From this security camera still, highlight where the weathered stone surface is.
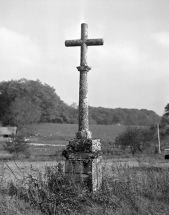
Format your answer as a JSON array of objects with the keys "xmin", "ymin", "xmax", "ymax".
[
  {"xmin": 65, "ymin": 23, "xmax": 104, "ymax": 138},
  {"xmin": 64, "ymin": 23, "xmax": 104, "ymax": 191},
  {"xmin": 75, "ymin": 130, "xmax": 92, "ymax": 139},
  {"xmin": 91, "ymin": 139, "xmax": 101, "ymax": 152},
  {"xmin": 65, "ymin": 23, "xmax": 103, "ymax": 67},
  {"xmin": 63, "ymin": 138, "xmax": 102, "ymax": 191},
  {"xmin": 65, "ymin": 39, "xmax": 103, "ymax": 47},
  {"xmin": 65, "ymin": 155, "xmax": 102, "ymax": 192},
  {"xmin": 78, "ymin": 69, "xmax": 89, "ymax": 133},
  {"xmin": 92, "ymin": 156, "xmax": 102, "ymax": 191},
  {"xmin": 77, "ymin": 65, "xmax": 91, "ymax": 71},
  {"xmin": 62, "ymin": 138, "xmax": 101, "ymax": 154},
  {"xmin": 0, "ymin": 161, "xmax": 4, "ymax": 182}
]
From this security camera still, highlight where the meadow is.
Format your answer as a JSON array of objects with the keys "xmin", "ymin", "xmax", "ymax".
[
  {"xmin": 1, "ymin": 123, "xmax": 169, "ymax": 214},
  {"xmin": 8, "ymin": 123, "xmax": 126, "ymax": 161},
  {"xmin": 0, "ymin": 123, "xmax": 163, "ymax": 161},
  {"xmin": 27, "ymin": 123, "xmax": 126, "ymax": 143}
]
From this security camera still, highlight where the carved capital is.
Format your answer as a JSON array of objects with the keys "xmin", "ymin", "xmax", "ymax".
[{"xmin": 77, "ymin": 65, "xmax": 91, "ymax": 72}]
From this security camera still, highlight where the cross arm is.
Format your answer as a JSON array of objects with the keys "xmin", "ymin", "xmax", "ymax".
[
  {"xmin": 65, "ymin": 38, "xmax": 104, "ymax": 47},
  {"xmin": 86, "ymin": 39, "xmax": 104, "ymax": 46},
  {"xmin": 65, "ymin": 40, "xmax": 82, "ymax": 47}
]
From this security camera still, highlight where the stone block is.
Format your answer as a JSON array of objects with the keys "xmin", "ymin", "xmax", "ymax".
[
  {"xmin": 92, "ymin": 156, "xmax": 102, "ymax": 191},
  {"xmin": 64, "ymin": 138, "xmax": 101, "ymax": 154},
  {"xmin": 91, "ymin": 139, "xmax": 101, "ymax": 152},
  {"xmin": 65, "ymin": 154, "xmax": 102, "ymax": 192},
  {"xmin": 62, "ymin": 138, "xmax": 102, "ymax": 191}
]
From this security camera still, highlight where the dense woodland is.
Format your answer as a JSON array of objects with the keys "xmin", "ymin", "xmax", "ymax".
[{"xmin": 0, "ymin": 79, "xmax": 161, "ymax": 127}]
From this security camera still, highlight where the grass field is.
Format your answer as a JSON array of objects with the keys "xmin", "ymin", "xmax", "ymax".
[
  {"xmin": 30, "ymin": 123, "xmax": 127, "ymax": 160},
  {"xmin": 0, "ymin": 123, "xmax": 126, "ymax": 161},
  {"xmin": 27, "ymin": 123, "xmax": 126, "ymax": 143}
]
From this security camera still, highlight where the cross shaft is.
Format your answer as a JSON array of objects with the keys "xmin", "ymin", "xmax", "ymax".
[{"xmin": 65, "ymin": 23, "xmax": 104, "ymax": 139}]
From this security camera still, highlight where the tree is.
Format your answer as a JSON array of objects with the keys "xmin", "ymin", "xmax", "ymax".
[
  {"xmin": 159, "ymin": 111, "xmax": 169, "ymax": 140},
  {"xmin": 157, "ymin": 104, "xmax": 169, "ymax": 141},
  {"xmin": 89, "ymin": 106, "xmax": 160, "ymax": 126},
  {"xmin": 115, "ymin": 126, "xmax": 156, "ymax": 155},
  {"xmin": 115, "ymin": 127, "xmax": 140, "ymax": 155},
  {"xmin": 9, "ymin": 97, "xmax": 41, "ymax": 128},
  {"xmin": 0, "ymin": 79, "xmax": 64, "ymax": 125},
  {"xmin": 0, "ymin": 78, "xmax": 161, "ymax": 126},
  {"xmin": 71, "ymin": 102, "xmax": 78, "ymax": 109},
  {"xmin": 164, "ymin": 103, "xmax": 169, "ymax": 117}
]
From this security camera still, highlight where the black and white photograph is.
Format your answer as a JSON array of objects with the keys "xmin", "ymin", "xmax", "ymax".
[{"xmin": 0, "ymin": 0, "xmax": 169, "ymax": 214}]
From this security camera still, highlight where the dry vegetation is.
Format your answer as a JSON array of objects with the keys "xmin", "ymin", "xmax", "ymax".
[
  {"xmin": 1, "ymin": 158, "xmax": 169, "ymax": 215},
  {"xmin": 0, "ymin": 123, "xmax": 168, "ymax": 214}
]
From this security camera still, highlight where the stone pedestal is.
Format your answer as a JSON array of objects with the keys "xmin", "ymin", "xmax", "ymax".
[{"xmin": 62, "ymin": 138, "xmax": 102, "ymax": 192}]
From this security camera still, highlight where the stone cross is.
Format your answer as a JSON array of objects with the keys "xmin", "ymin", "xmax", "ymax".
[
  {"xmin": 65, "ymin": 23, "xmax": 104, "ymax": 139},
  {"xmin": 63, "ymin": 23, "xmax": 103, "ymax": 192}
]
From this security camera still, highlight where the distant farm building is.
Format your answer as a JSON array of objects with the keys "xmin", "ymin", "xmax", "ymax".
[{"xmin": 0, "ymin": 127, "xmax": 17, "ymax": 141}]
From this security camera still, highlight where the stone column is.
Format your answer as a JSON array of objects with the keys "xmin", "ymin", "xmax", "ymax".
[
  {"xmin": 78, "ymin": 68, "xmax": 89, "ymax": 131},
  {"xmin": 76, "ymin": 65, "xmax": 92, "ymax": 139}
]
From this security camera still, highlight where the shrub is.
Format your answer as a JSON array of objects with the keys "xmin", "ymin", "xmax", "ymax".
[
  {"xmin": 115, "ymin": 126, "xmax": 156, "ymax": 155},
  {"xmin": 3, "ymin": 136, "xmax": 30, "ymax": 158}
]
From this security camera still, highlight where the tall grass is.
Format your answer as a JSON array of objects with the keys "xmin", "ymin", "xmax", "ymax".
[{"xmin": 1, "ymin": 159, "xmax": 169, "ymax": 214}]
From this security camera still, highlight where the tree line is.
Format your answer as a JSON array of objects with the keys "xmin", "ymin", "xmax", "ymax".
[
  {"xmin": 0, "ymin": 79, "xmax": 160, "ymax": 127},
  {"xmin": 113, "ymin": 103, "xmax": 169, "ymax": 155},
  {"xmin": 89, "ymin": 106, "xmax": 160, "ymax": 126}
]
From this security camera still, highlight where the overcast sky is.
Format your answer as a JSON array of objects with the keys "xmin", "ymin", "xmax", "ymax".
[{"xmin": 0, "ymin": 0, "xmax": 169, "ymax": 116}]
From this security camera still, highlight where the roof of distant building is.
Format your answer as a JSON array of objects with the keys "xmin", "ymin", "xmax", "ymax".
[{"xmin": 0, "ymin": 127, "xmax": 17, "ymax": 135}]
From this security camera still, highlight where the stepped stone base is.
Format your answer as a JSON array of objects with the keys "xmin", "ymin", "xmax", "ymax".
[{"xmin": 62, "ymin": 138, "xmax": 102, "ymax": 192}]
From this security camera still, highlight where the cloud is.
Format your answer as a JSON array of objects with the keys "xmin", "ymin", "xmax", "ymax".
[
  {"xmin": 0, "ymin": 27, "xmax": 42, "ymax": 73},
  {"xmin": 112, "ymin": 42, "xmax": 140, "ymax": 63},
  {"xmin": 152, "ymin": 31, "xmax": 169, "ymax": 47},
  {"xmin": 95, "ymin": 41, "xmax": 140, "ymax": 65}
]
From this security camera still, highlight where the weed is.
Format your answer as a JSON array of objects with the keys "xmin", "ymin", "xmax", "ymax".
[{"xmin": 1, "ymin": 158, "xmax": 169, "ymax": 214}]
